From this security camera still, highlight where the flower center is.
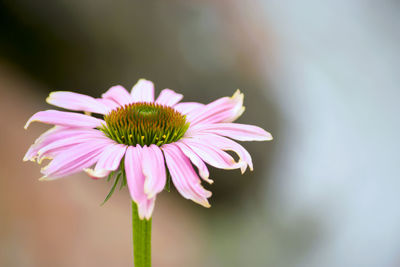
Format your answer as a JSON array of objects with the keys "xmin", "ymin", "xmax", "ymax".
[{"xmin": 100, "ymin": 102, "xmax": 190, "ymax": 146}]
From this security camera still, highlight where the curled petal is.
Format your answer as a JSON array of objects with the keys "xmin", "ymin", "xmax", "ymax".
[
  {"xmin": 46, "ymin": 91, "xmax": 109, "ymax": 114},
  {"xmin": 41, "ymin": 139, "xmax": 114, "ymax": 179},
  {"xmin": 174, "ymin": 102, "xmax": 204, "ymax": 115},
  {"xmin": 84, "ymin": 143, "xmax": 127, "ymax": 178},
  {"xmin": 162, "ymin": 143, "xmax": 211, "ymax": 207},
  {"xmin": 174, "ymin": 142, "xmax": 212, "ymax": 184},
  {"xmin": 194, "ymin": 134, "xmax": 253, "ymax": 172},
  {"xmin": 25, "ymin": 110, "xmax": 105, "ymax": 129},
  {"xmin": 181, "ymin": 138, "xmax": 246, "ymax": 173},
  {"xmin": 187, "ymin": 123, "xmax": 273, "ymax": 141},
  {"xmin": 131, "ymin": 79, "xmax": 154, "ymax": 103},
  {"xmin": 125, "ymin": 146, "xmax": 155, "ymax": 219},
  {"xmin": 186, "ymin": 90, "xmax": 245, "ymax": 125},
  {"xmin": 142, "ymin": 145, "xmax": 166, "ymax": 199},
  {"xmin": 102, "ymin": 85, "xmax": 133, "ymax": 106},
  {"xmin": 156, "ymin": 89, "xmax": 183, "ymax": 106}
]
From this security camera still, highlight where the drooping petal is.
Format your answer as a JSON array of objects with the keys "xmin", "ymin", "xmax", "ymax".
[
  {"xmin": 131, "ymin": 79, "xmax": 154, "ymax": 103},
  {"xmin": 162, "ymin": 143, "xmax": 211, "ymax": 207},
  {"xmin": 84, "ymin": 143, "xmax": 127, "ymax": 178},
  {"xmin": 174, "ymin": 142, "xmax": 212, "ymax": 184},
  {"xmin": 24, "ymin": 128, "xmax": 104, "ymax": 162},
  {"xmin": 46, "ymin": 91, "xmax": 109, "ymax": 114},
  {"xmin": 23, "ymin": 126, "xmax": 65, "ymax": 162},
  {"xmin": 193, "ymin": 134, "xmax": 253, "ymax": 172},
  {"xmin": 173, "ymin": 102, "xmax": 204, "ymax": 115},
  {"xmin": 25, "ymin": 110, "xmax": 105, "ymax": 129},
  {"xmin": 36, "ymin": 130, "xmax": 108, "ymax": 163},
  {"xmin": 142, "ymin": 145, "xmax": 166, "ymax": 198},
  {"xmin": 186, "ymin": 90, "xmax": 245, "ymax": 125},
  {"xmin": 187, "ymin": 123, "xmax": 273, "ymax": 141},
  {"xmin": 181, "ymin": 138, "xmax": 246, "ymax": 173},
  {"xmin": 156, "ymin": 89, "xmax": 183, "ymax": 106},
  {"xmin": 125, "ymin": 146, "xmax": 155, "ymax": 219},
  {"xmin": 102, "ymin": 85, "xmax": 133, "ymax": 106},
  {"xmin": 41, "ymin": 138, "xmax": 114, "ymax": 179}
]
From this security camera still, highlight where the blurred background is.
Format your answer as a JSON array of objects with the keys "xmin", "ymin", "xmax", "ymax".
[{"xmin": 0, "ymin": 0, "xmax": 399, "ymax": 266}]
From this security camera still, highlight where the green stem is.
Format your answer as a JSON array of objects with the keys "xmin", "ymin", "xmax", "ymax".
[{"xmin": 132, "ymin": 201, "xmax": 152, "ymax": 267}]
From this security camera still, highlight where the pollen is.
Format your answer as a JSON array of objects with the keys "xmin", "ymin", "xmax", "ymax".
[{"xmin": 100, "ymin": 102, "xmax": 190, "ymax": 146}]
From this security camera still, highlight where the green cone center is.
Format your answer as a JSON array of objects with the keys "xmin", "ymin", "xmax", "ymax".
[{"xmin": 100, "ymin": 102, "xmax": 190, "ymax": 146}]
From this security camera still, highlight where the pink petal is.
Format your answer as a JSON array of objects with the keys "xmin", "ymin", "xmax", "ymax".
[
  {"xmin": 174, "ymin": 142, "xmax": 212, "ymax": 184},
  {"xmin": 131, "ymin": 79, "xmax": 154, "ymax": 103},
  {"xmin": 162, "ymin": 143, "xmax": 211, "ymax": 207},
  {"xmin": 24, "ymin": 128, "xmax": 104, "ymax": 162},
  {"xmin": 37, "ymin": 130, "xmax": 108, "ymax": 162},
  {"xmin": 24, "ymin": 126, "xmax": 65, "ymax": 162},
  {"xmin": 125, "ymin": 146, "xmax": 156, "ymax": 219},
  {"xmin": 102, "ymin": 85, "xmax": 133, "ymax": 106},
  {"xmin": 84, "ymin": 143, "xmax": 127, "ymax": 178},
  {"xmin": 156, "ymin": 89, "xmax": 183, "ymax": 106},
  {"xmin": 41, "ymin": 139, "xmax": 114, "ymax": 179},
  {"xmin": 186, "ymin": 90, "xmax": 245, "ymax": 125},
  {"xmin": 142, "ymin": 145, "xmax": 166, "ymax": 199},
  {"xmin": 46, "ymin": 91, "xmax": 109, "ymax": 114},
  {"xmin": 193, "ymin": 134, "xmax": 253, "ymax": 172},
  {"xmin": 96, "ymin": 98, "xmax": 120, "ymax": 112},
  {"xmin": 187, "ymin": 123, "xmax": 273, "ymax": 141},
  {"xmin": 173, "ymin": 102, "xmax": 204, "ymax": 115},
  {"xmin": 181, "ymin": 138, "xmax": 246, "ymax": 173},
  {"xmin": 25, "ymin": 110, "xmax": 105, "ymax": 129}
]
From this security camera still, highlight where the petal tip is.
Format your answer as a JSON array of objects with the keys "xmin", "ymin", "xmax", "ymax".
[
  {"xmin": 84, "ymin": 168, "xmax": 108, "ymax": 179},
  {"xmin": 134, "ymin": 79, "xmax": 154, "ymax": 89},
  {"xmin": 199, "ymin": 200, "xmax": 211, "ymax": 208},
  {"xmin": 204, "ymin": 177, "xmax": 214, "ymax": 184},
  {"xmin": 38, "ymin": 156, "xmax": 52, "ymax": 164},
  {"xmin": 38, "ymin": 176, "xmax": 49, "ymax": 181},
  {"xmin": 259, "ymin": 131, "xmax": 273, "ymax": 141},
  {"xmin": 45, "ymin": 91, "xmax": 58, "ymax": 104},
  {"xmin": 138, "ymin": 78, "xmax": 153, "ymax": 83},
  {"xmin": 231, "ymin": 89, "xmax": 244, "ymax": 102},
  {"xmin": 22, "ymin": 155, "xmax": 33, "ymax": 162},
  {"xmin": 40, "ymin": 163, "xmax": 50, "ymax": 172},
  {"xmin": 24, "ymin": 119, "xmax": 34, "ymax": 129},
  {"xmin": 237, "ymin": 106, "xmax": 245, "ymax": 118},
  {"xmin": 228, "ymin": 90, "xmax": 245, "ymax": 122},
  {"xmin": 45, "ymin": 91, "xmax": 56, "ymax": 104},
  {"xmin": 192, "ymin": 197, "xmax": 211, "ymax": 208}
]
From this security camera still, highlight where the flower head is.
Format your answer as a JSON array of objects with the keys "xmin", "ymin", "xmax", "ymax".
[{"xmin": 24, "ymin": 79, "xmax": 272, "ymax": 219}]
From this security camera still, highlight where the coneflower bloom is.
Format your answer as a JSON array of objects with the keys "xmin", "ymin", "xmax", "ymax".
[{"xmin": 24, "ymin": 79, "xmax": 272, "ymax": 219}]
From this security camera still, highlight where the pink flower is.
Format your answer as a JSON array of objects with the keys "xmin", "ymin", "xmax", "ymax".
[{"xmin": 24, "ymin": 79, "xmax": 272, "ymax": 219}]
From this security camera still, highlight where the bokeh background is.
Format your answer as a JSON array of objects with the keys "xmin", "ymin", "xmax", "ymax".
[{"xmin": 1, "ymin": 1, "xmax": 399, "ymax": 266}]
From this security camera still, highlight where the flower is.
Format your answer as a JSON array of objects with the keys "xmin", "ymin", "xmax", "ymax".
[{"xmin": 24, "ymin": 79, "xmax": 272, "ymax": 219}]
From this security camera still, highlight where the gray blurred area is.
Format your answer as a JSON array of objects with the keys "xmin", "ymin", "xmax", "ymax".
[{"xmin": 0, "ymin": 0, "xmax": 399, "ymax": 266}]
